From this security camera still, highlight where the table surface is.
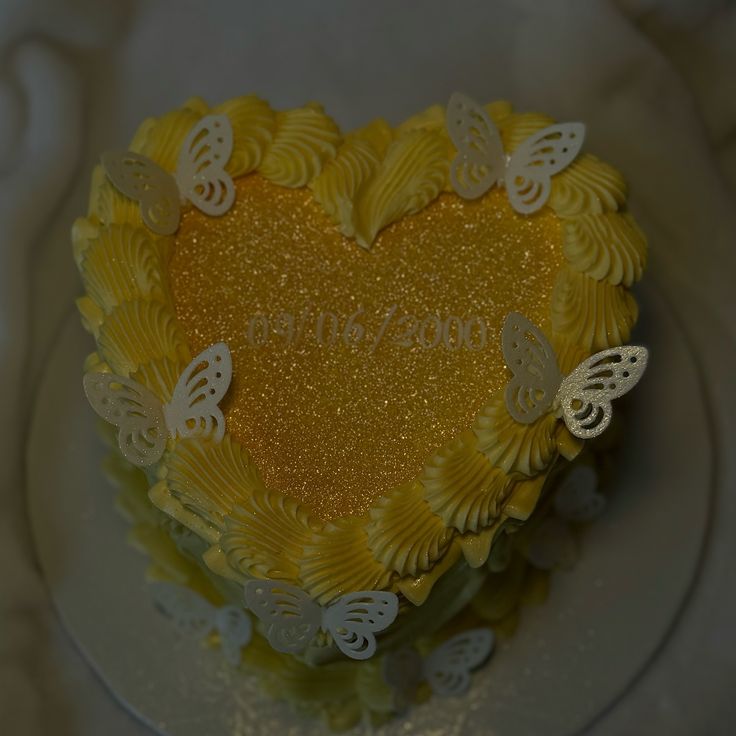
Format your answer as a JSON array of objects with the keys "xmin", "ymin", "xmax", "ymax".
[{"xmin": 2, "ymin": 1, "xmax": 736, "ymax": 734}]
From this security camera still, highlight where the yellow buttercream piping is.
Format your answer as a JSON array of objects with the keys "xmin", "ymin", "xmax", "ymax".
[
  {"xmin": 365, "ymin": 480, "xmax": 452, "ymax": 576},
  {"xmin": 503, "ymin": 473, "xmax": 550, "ymax": 521},
  {"xmin": 75, "ymin": 95, "xmax": 645, "ymax": 614},
  {"xmin": 549, "ymin": 331, "xmax": 591, "ymax": 375},
  {"xmin": 563, "ymin": 211, "xmax": 647, "ymax": 287},
  {"xmin": 346, "ymin": 119, "xmax": 394, "ymax": 156},
  {"xmin": 71, "ymin": 217, "xmax": 101, "ymax": 266},
  {"xmin": 308, "ymin": 135, "xmax": 382, "ymax": 237},
  {"xmin": 550, "ymin": 265, "xmax": 639, "ymax": 351},
  {"xmin": 79, "ymin": 224, "xmax": 170, "ymax": 312},
  {"xmin": 473, "ymin": 393, "xmax": 559, "ymax": 477},
  {"xmin": 456, "ymin": 516, "xmax": 507, "ymax": 568},
  {"xmin": 548, "ymin": 153, "xmax": 627, "ymax": 217},
  {"xmin": 220, "ymin": 487, "xmax": 318, "ymax": 582},
  {"xmin": 396, "ymin": 541, "xmax": 463, "ymax": 606},
  {"xmin": 87, "ymin": 165, "xmax": 143, "ymax": 227},
  {"xmin": 154, "ymin": 434, "xmax": 266, "ymax": 537},
  {"xmin": 556, "ymin": 424, "xmax": 585, "ymax": 461},
  {"xmin": 258, "ymin": 103, "xmax": 341, "ymax": 187},
  {"xmin": 135, "ymin": 106, "xmax": 203, "ymax": 172},
  {"xmin": 300, "ymin": 518, "xmax": 394, "ymax": 604},
  {"xmin": 422, "ymin": 431, "xmax": 513, "ymax": 533},
  {"xmin": 213, "ymin": 95, "xmax": 276, "ymax": 177},
  {"xmin": 133, "ymin": 356, "xmax": 190, "ymax": 401},
  {"xmin": 498, "ymin": 112, "xmax": 555, "ymax": 152},
  {"xmin": 394, "ymin": 104, "xmax": 447, "ymax": 136},
  {"xmin": 76, "ymin": 296, "xmax": 104, "ymax": 338},
  {"xmin": 352, "ymin": 129, "xmax": 449, "ymax": 248},
  {"xmin": 97, "ymin": 300, "xmax": 189, "ymax": 389}
]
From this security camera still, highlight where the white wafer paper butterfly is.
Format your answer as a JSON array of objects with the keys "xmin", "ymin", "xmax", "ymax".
[
  {"xmin": 82, "ymin": 342, "xmax": 232, "ymax": 467},
  {"xmin": 102, "ymin": 114, "xmax": 235, "ymax": 235},
  {"xmin": 446, "ymin": 92, "xmax": 585, "ymax": 213},
  {"xmin": 151, "ymin": 582, "xmax": 252, "ymax": 666},
  {"xmin": 382, "ymin": 628, "xmax": 495, "ymax": 701},
  {"xmin": 243, "ymin": 580, "xmax": 399, "ymax": 661},
  {"xmin": 554, "ymin": 464, "xmax": 606, "ymax": 523},
  {"xmin": 502, "ymin": 312, "xmax": 648, "ymax": 439}
]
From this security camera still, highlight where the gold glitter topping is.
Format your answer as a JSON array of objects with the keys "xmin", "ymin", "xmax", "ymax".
[{"xmin": 169, "ymin": 175, "xmax": 563, "ymax": 520}]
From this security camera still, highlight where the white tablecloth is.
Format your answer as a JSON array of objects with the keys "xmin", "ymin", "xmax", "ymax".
[{"xmin": 2, "ymin": 1, "xmax": 735, "ymax": 733}]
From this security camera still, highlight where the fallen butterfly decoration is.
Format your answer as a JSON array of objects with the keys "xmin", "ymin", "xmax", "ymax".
[
  {"xmin": 382, "ymin": 628, "xmax": 495, "ymax": 702},
  {"xmin": 151, "ymin": 582, "xmax": 251, "ymax": 667},
  {"xmin": 554, "ymin": 464, "xmax": 605, "ymax": 523},
  {"xmin": 527, "ymin": 465, "xmax": 604, "ymax": 570},
  {"xmin": 102, "ymin": 114, "xmax": 235, "ymax": 235},
  {"xmin": 502, "ymin": 312, "xmax": 648, "ymax": 439},
  {"xmin": 244, "ymin": 580, "xmax": 398, "ymax": 661},
  {"xmin": 83, "ymin": 342, "xmax": 232, "ymax": 467},
  {"xmin": 446, "ymin": 91, "xmax": 585, "ymax": 213}
]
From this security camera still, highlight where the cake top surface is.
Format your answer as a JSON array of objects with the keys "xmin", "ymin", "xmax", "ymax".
[{"xmin": 171, "ymin": 177, "xmax": 563, "ymax": 519}]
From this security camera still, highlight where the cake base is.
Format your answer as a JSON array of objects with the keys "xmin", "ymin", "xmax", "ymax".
[{"xmin": 27, "ymin": 284, "xmax": 711, "ymax": 736}]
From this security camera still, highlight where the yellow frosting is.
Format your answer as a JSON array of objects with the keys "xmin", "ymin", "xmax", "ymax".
[
  {"xmin": 351, "ymin": 128, "xmax": 448, "ymax": 248},
  {"xmin": 214, "ymin": 96, "xmax": 276, "ymax": 176},
  {"xmin": 309, "ymin": 135, "xmax": 381, "ymax": 236},
  {"xmin": 221, "ymin": 487, "xmax": 317, "ymax": 582},
  {"xmin": 563, "ymin": 212, "xmax": 647, "ymax": 287},
  {"xmin": 259, "ymin": 103, "xmax": 341, "ymax": 187},
  {"xmin": 365, "ymin": 480, "xmax": 452, "ymax": 577},
  {"xmin": 74, "ymin": 95, "xmax": 646, "ymax": 616}
]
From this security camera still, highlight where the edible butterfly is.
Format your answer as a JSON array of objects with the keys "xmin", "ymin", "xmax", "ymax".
[
  {"xmin": 382, "ymin": 628, "xmax": 495, "ymax": 701},
  {"xmin": 82, "ymin": 342, "xmax": 232, "ymax": 467},
  {"xmin": 151, "ymin": 582, "xmax": 252, "ymax": 666},
  {"xmin": 243, "ymin": 580, "xmax": 399, "ymax": 661},
  {"xmin": 102, "ymin": 114, "xmax": 235, "ymax": 235},
  {"xmin": 446, "ymin": 92, "xmax": 585, "ymax": 213},
  {"xmin": 502, "ymin": 312, "xmax": 648, "ymax": 439}
]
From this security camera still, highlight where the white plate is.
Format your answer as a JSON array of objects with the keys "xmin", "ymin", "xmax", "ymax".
[{"xmin": 27, "ymin": 283, "xmax": 712, "ymax": 736}]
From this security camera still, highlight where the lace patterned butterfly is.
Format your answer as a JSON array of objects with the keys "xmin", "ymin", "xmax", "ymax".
[
  {"xmin": 446, "ymin": 92, "xmax": 585, "ymax": 213},
  {"xmin": 243, "ymin": 580, "xmax": 399, "ymax": 661},
  {"xmin": 502, "ymin": 313, "xmax": 648, "ymax": 439},
  {"xmin": 82, "ymin": 342, "xmax": 232, "ymax": 467},
  {"xmin": 102, "ymin": 114, "xmax": 235, "ymax": 235},
  {"xmin": 151, "ymin": 582, "xmax": 252, "ymax": 666},
  {"xmin": 382, "ymin": 628, "xmax": 495, "ymax": 701}
]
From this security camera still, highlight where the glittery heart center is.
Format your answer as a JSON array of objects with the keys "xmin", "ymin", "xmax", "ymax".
[{"xmin": 169, "ymin": 175, "xmax": 562, "ymax": 520}]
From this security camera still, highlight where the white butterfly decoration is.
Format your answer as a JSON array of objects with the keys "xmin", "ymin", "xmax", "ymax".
[
  {"xmin": 382, "ymin": 629, "xmax": 495, "ymax": 701},
  {"xmin": 151, "ymin": 582, "xmax": 252, "ymax": 667},
  {"xmin": 446, "ymin": 92, "xmax": 585, "ymax": 213},
  {"xmin": 554, "ymin": 464, "xmax": 606, "ymax": 523},
  {"xmin": 102, "ymin": 114, "xmax": 235, "ymax": 235},
  {"xmin": 502, "ymin": 312, "xmax": 648, "ymax": 439},
  {"xmin": 83, "ymin": 342, "xmax": 232, "ymax": 467},
  {"xmin": 243, "ymin": 580, "xmax": 399, "ymax": 661},
  {"xmin": 526, "ymin": 465, "xmax": 604, "ymax": 571}
]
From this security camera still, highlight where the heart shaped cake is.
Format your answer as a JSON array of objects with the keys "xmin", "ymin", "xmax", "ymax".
[{"xmin": 73, "ymin": 92, "xmax": 647, "ymax": 728}]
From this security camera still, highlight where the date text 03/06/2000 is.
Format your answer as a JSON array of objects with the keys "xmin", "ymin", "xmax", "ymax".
[{"xmin": 243, "ymin": 305, "xmax": 489, "ymax": 353}]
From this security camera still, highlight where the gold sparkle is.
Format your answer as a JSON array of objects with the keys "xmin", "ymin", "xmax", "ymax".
[{"xmin": 169, "ymin": 176, "xmax": 563, "ymax": 520}]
